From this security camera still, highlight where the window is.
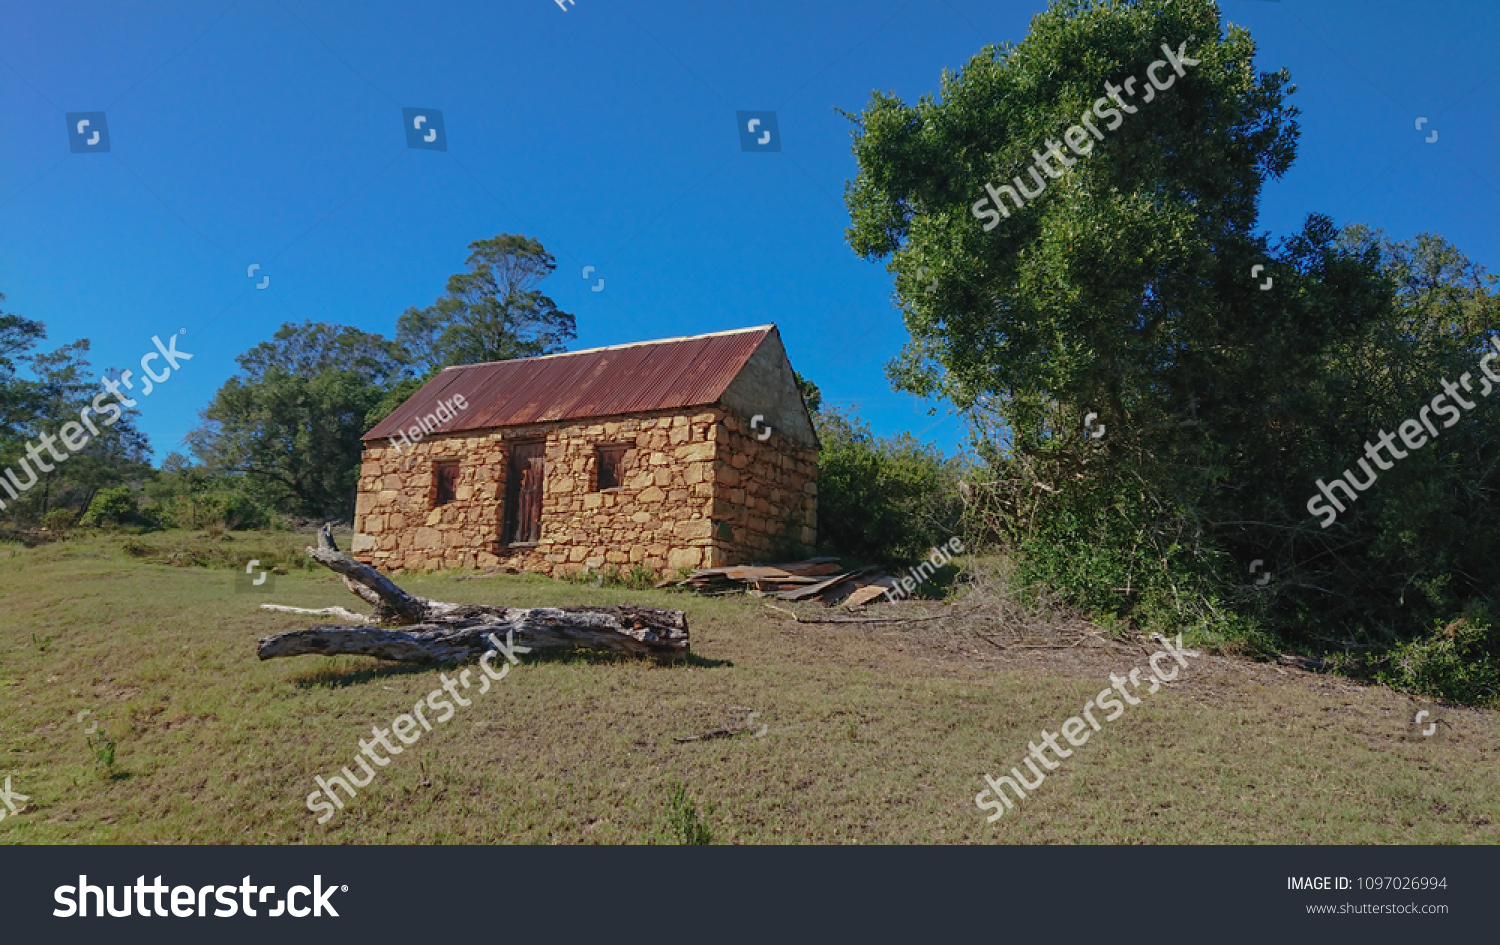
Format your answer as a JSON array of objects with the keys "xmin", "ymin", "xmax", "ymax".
[
  {"xmin": 435, "ymin": 461, "xmax": 460, "ymax": 506},
  {"xmin": 596, "ymin": 447, "xmax": 626, "ymax": 491}
]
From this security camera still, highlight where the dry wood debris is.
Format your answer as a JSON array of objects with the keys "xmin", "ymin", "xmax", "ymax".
[
  {"xmin": 657, "ymin": 557, "xmax": 900, "ymax": 606},
  {"xmin": 256, "ymin": 525, "xmax": 688, "ymax": 662}
]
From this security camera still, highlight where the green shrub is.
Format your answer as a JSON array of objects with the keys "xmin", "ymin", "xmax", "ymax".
[
  {"xmin": 143, "ymin": 457, "xmax": 277, "ymax": 531},
  {"xmin": 815, "ymin": 407, "xmax": 965, "ymax": 565},
  {"xmin": 151, "ymin": 491, "xmax": 273, "ymax": 531},
  {"xmin": 41, "ymin": 508, "xmax": 76, "ymax": 532},
  {"xmin": 80, "ymin": 487, "xmax": 138, "ymax": 527},
  {"xmin": 663, "ymin": 782, "xmax": 715, "ymax": 845},
  {"xmin": 1373, "ymin": 612, "xmax": 1500, "ymax": 706}
]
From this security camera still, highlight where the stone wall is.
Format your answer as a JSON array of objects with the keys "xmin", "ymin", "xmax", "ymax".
[
  {"xmin": 703, "ymin": 411, "xmax": 819, "ymax": 565},
  {"xmin": 352, "ymin": 404, "xmax": 817, "ymax": 577}
]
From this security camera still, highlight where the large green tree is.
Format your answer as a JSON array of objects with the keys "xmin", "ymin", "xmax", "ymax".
[
  {"xmin": 187, "ymin": 322, "xmax": 414, "ymax": 518},
  {"xmin": 397, "ymin": 233, "xmax": 576, "ymax": 374},
  {"xmin": 844, "ymin": 0, "xmax": 1500, "ymax": 700},
  {"xmin": 847, "ymin": 0, "xmax": 1299, "ymax": 425}
]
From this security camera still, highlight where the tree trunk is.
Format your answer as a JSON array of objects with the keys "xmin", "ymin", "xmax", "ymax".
[{"xmin": 256, "ymin": 525, "xmax": 689, "ymax": 662}]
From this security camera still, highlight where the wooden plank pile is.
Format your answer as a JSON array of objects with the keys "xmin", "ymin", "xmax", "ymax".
[{"xmin": 657, "ymin": 558, "xmax": 901, "ymax": 606}]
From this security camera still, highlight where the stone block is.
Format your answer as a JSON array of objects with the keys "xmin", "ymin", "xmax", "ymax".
[
  {"xmin": 675, "ymin": 519, "xmax": 714, "ymax": 540},
  {"xmin": 667, "ymin": 546, "xmax": 702, "ymax": 570},
  {"xmin": 639, "ymin": 485, "xmax": 666, "ymax": 503}
]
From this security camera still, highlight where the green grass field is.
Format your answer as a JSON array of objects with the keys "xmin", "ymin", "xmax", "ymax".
[{"xmin": 1, "ymin": 529, "xmax": 1496, "ymax": 844}]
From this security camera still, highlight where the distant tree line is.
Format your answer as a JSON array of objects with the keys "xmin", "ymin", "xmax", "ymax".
[{"xmin": 0, "ymin": 234, "xmax": 575, "ymax": 534}]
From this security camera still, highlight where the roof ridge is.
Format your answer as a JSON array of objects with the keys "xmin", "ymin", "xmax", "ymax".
[{"xmin": 440, "ymin": 324, "xmax": 776, "ymax": 371}]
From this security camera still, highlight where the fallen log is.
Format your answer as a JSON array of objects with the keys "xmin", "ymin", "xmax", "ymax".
[{"xmin": 256, "ymin": 525, "xmax": 689, "ymax": 662}]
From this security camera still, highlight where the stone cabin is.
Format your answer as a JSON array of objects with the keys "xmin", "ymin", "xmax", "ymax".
[{"xmin": 353, "ymin": 325, "xmax": 818, "ymax": 576}]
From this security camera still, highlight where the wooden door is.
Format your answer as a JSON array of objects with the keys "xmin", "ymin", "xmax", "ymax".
[{"xmin": 503, "ymin": 442, "xmax": 545, "ymax": 544}]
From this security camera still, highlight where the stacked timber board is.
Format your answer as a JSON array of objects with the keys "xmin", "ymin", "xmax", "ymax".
[{"xmin": 657, "ymin": 558, "xmax": 900, "ymax": 606}]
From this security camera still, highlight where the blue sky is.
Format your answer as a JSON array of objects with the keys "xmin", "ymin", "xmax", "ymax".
[{"xmin": 1, "ymin": 0, "xmax": 1496, "ymax": 462}]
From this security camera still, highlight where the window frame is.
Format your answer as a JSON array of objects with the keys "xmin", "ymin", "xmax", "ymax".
[
  {"xmin": 433, "ymin": 460, "xmax": 461, "ymax": 507},
  {"xmin": 595, "ymin": 445, "xmax": 628, "ymax": 492}
]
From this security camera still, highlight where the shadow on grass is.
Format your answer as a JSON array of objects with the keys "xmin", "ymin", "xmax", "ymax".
[
  {"xmin": 290, "ymin": 661, "xmax": 437, "ymax": 690},
  {"xmin": 680, "ymin": 651, "xmax": 731, "ymax": 669},
  {"xmin": 502, "ymin": 648, "xmax": 732, "ymax": 670},
  {"xmin": 287, "ymin": 646, "xmax": 728, "ymax": 688}
]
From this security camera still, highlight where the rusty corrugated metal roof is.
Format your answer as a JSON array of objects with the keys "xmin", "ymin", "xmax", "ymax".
[{"xmin": 364, "ymin": 325, "xmax": 775, "ymax": 441}]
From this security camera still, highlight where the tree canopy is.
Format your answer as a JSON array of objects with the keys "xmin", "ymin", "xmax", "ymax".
[
  {"xmin": 0, "ymin": 294, "xmax": 47, "ymax": 442},
  {"xmin": 397, "ymin": 233, "xmax": 576, "ymax": 374},
  {"xmin": 186, "ymin": 321, "xmax": 416, "ymax": 519},
  {"xmin": 0, "ymin": 310, "xmax": 152, "ymax": 525}
]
